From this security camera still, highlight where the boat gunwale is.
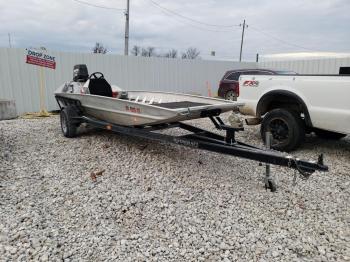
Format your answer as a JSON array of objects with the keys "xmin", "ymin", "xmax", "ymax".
[{"xmin": 55, "ymin": 90, "xmax": 244, "ymax": 114}]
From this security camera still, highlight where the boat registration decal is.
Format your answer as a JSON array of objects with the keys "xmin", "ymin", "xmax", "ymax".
[{"xmin": 126, "ymin": 105, "xmax": 141, "ymax": 114}]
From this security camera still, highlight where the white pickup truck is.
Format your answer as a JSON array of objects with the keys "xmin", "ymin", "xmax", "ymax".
[{"xmin": 238, "ymin": 74, "xmax": 350, "ymax": 151}]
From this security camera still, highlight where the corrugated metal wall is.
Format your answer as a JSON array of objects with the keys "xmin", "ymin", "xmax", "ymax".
[
  {"xmin": 259, "ymin": 57, "xmax": 350, "ymax": 74},
  {"xmin": 1, "ymin": 47, "xmax": 349, "ymax": 114},
  {"xmin": 0, "ymin": 48, "xmax": 254, "ymax": 114}
]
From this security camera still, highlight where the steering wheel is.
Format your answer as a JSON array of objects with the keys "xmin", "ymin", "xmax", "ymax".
[{"xmin": 89, "ymin": 72, "xmax": 104, "ymax": 79}]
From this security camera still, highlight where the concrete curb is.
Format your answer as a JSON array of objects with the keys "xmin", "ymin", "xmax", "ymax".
[{"xmin": 0, "ymin": 99, "xmax": 17, "ymax": 120}]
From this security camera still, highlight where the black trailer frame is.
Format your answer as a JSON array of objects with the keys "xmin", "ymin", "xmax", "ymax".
[{"xmin": 56, "ymin": 97, "xmax": 328, "ymax": 191}]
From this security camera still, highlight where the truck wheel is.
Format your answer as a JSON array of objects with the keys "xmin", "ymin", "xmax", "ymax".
[
  {"xmin": 261, "ymin": 108, "xmax": 305, "ymax": 152},
  {"xmin": 225, "ymin": 90, "xmax": 237, "ymax": 101},
  {"xmin": 60, "ymin": 106, "xmax": 80, "ymax": 138},
  {"xmin": 314, "ymin": 129, "xmax": 347, "ymax": 140}
]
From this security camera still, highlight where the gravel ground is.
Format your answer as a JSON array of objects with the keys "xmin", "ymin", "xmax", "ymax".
[{"xmin": 0, "ymin": 114, "xmax": 349, "ymax": 261}]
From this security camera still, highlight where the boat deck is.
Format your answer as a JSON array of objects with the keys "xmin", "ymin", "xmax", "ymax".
[{"xmin": 154, "ymin": 101, "xmax": 210, "ymax": 109}]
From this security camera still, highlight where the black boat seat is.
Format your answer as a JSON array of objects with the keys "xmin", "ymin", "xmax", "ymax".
[{"xmin": 88, "ymin": 78, "xmax": 113, "ymax": 97}]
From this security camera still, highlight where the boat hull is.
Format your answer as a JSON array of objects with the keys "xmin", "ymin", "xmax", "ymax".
[{"xmin": 55, "ymin": 91, "xmax": 243, "ymax": 126}]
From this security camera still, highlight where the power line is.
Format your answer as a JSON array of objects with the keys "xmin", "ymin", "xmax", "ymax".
[
  {"xmin": 147, "ymin": 2, "xmax": 235, "ymax": 32},
  {"xmin": 149, "ymin": 7, "xmax": 232, "ymax": 32},
  {"xmin": 71, "ymin": 0, "xmax": 125, "ymax": 11},
  {"xmin": 70, "ymin": 0, "xmax": 126, "ymax": 56},
  {"xmin": 249, "ymin": 25, "xmax": 316, "ymax": 51},
  {"xmin": 148, "ymin": 0, "xmax": 240, "ymax": 29}
]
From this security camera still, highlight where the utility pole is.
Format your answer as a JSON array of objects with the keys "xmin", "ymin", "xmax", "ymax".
[
  {"xmin": 124, "ymin": 0, "xmax": 130, "ymax": 56},
  {"xmin": 8, "ymin": 33, "xmax": 12, "ymax": 48},
  {"xmin": 239, "ymin": 20, "xmax": 248, "ymax": 62}
]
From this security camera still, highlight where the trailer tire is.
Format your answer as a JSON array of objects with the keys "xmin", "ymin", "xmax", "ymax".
[
  {"xmin": 60, "ymin": 106, "xmax": 80, "ymax": 138},
  {"xmin": 314, "ymin": 129, "xmax": 347, "ymax": 140},
  {"xmin": 261, "ymin": 108, "xmax": 305, "ymax": 152}
]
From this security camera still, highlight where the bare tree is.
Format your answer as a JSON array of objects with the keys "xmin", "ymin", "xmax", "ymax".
[
  {"xmin": 164, "ymin": 49, "xmax": 178, "ymax": 58},
  {"xmin": 181, "ymin": 47, "xmax": 200, "ymax": 59},
  {"xmin": 141, "ymin": 46, "xmax": 156, "ymax": 57},
  {"xmin": 92, "ymin": 42, "xmax": 107, "ymax": 54},
  {"xmin": 141, "ymin": 48, "xmax": 148, "ymax": 57},
  {"xmin": 131, "ymin": 45, "xmax": 141, "ymax": 56}
]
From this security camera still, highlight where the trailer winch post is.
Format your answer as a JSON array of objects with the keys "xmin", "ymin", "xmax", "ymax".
[{"xmin": 264, "ymin": 132, "xmax": 276, "ymax": 192}]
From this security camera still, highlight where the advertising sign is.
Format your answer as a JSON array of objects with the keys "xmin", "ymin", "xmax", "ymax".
[{"xmin": 26, "ymin": 49, "xmax": 56, "ymax": 69}]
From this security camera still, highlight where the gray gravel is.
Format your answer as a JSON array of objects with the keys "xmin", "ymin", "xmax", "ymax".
[{"xmin": 0, "ymin": 114, "xmax": 349, "ymax": 261}]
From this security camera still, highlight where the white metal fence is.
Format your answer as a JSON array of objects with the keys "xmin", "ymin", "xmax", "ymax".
[
  {"xmin": 1, "ymin": 48, "xmax": 349, "ymax": 114},
  {"xmin": 0, "ymin": 48, "xmax": 253, "ymax": 114},
  {"xmin": 260, "ymin": 57, "xmax": 350, "ymax": 74}
]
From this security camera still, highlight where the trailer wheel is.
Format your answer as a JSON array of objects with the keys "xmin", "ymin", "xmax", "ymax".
[
  {"xmin": 314, "ymin": 129, "xmax": 347, "ymax": 140},
  {"xmin": 60, "ymin": 106, "xmax": 80, "ymax": 138},
  {"xmin": 261, "ymin": 108, "xmax": 305, "ymax": 152}
]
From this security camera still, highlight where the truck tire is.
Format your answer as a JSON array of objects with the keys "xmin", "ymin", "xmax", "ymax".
[
  {"xmin": 314, "ymin": 129, "xmax": 347, "ymax": 140},
  {"xmin": 260, "ymin": 108, "xmax": 305, "ymax": 152},
  {"xmin": 60, "ymin": 106, "xmax": 80, "ymax": 138}
]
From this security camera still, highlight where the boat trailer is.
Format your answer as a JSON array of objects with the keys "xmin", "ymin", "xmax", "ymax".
[{"xmin": 59, "ymin": 105, "xmax": 328, "ymax": 192}]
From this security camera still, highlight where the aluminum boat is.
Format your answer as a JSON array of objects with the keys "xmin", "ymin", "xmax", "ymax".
[{"xmin": 55, "ymin": 65, "xmax": 243, "ymax": 126}]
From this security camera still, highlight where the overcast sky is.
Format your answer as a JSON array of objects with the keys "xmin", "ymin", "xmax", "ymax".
[{"xmin": 0, "ymin": 0, "xmax": 349, "ymax": 60}]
